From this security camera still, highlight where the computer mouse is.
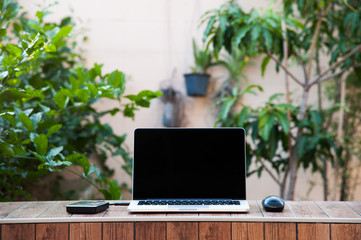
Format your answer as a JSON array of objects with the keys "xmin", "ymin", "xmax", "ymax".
[{"xmin": 262, "ymin": 195, "xmax": 285, "ymax": 212}]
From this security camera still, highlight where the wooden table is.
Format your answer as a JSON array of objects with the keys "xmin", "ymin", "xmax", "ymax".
[{"xmin": 1, "ymin": 201, "xmax": 360, "ymax": 239}]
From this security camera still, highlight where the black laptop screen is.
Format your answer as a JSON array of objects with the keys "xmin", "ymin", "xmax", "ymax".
[{"xmin": 132, "ymin": 128, "xmax": 246, "ymax": 200}]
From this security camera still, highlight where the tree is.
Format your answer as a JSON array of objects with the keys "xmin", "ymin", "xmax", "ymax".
[
  {"xmin": 0, "ymin": 0, "xmax": 161, "ymax": 200},
  {"xmin": 202, "ymin": 0, "xmax": 361, "ymax": 199}
]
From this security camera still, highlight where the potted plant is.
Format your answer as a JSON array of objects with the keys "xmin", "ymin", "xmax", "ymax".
[{"xmin": 184, "ymin": 40, "xmax": 213, "ymax": 96}]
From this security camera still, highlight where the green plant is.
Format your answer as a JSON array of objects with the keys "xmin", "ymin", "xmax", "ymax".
[
  {"xmin": 202, "ymin": 0, "xmax": 361, "ymax": 199},
  {"xmin": 190, "ymin": 39, "xmax": 213, "ymax": 73},
  {"xmin": 0, "ymin": 1, "xmax": 161, "ymax": 201}
]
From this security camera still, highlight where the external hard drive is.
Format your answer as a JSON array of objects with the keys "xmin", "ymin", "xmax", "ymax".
[{"xmin": 66, "ymin": 201, "xmax": 109, "ymax": 214}]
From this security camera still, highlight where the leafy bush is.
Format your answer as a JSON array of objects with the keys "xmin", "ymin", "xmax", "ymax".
[{"xmin": 0, "ymin": 1, "xmax": 161, "ymax": 200}]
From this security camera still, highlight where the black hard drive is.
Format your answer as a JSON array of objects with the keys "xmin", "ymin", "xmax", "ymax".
[{"xmin": 66, "ymin": 201, "xmax": 109, "ymax": 214}]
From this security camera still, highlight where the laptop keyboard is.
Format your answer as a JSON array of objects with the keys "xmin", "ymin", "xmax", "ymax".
[{"xmin": 138, "ymin": 200, "xmax": 240, "ymax": 206}]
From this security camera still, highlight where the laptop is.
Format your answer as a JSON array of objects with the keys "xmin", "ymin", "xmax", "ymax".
[{"xmin": 127, "ymin": 128, "xmax": 250, "ymax": 212}]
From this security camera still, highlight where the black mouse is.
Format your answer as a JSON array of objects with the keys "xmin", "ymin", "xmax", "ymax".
[{"xmin": 262, "ymin": 195, "xmax": 285, "ymax": 212}]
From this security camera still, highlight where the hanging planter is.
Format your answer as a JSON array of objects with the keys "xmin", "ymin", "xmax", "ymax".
[
  {"xmin": 184, "ymin": 39, "xmax": 213, "ymax": 97},
  {"xmin": 184, "ymin": 73, "xmax": 210, "ymax": 96}
]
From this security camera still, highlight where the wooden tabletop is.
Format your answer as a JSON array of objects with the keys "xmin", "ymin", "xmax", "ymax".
[{"xmin": 1, "ymin": 200, "xmax": 361, "ymax": 224}]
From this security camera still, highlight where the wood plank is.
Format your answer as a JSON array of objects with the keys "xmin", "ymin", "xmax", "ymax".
[
  {"xmin": 199, "ymin": 222, "xmax": 231, "ymax": 240},
  {"xmin": 287, "ymin": 201, "xmax": 328, "ymax": 218},
  {"xmin": 316, "ymin": 201, "xmax": 361, "ymax": 219},
  {"xmin": 69, "ymin": 223, "xmax": 101, "ymax": 240},
  {"xmin": 134, "ymin": 213, "xmax": 167, "ymax": 218},
  {"xmin": 167, "ymin": 222, "xmax": 198, "ymax": 240},
  {"xmin": 346, "ymin": 202, "xmax": 361, "ymax": 216},
  {"xmin": 103, "ymin": 206, "xmax": 136, "ymax": 218},
  {"xmin": 331, "ymin": 224, "xmax": 361, "ymax": 240},
  {"xmin": 70, "ymin": 210, "xmax": 106, "ymax": 218},
  {"xmin": 135, "ymin": 222, "xmax": 166, "ymax": 240},
  {"xmin": 5, "ymin": 202, "xmax": 55, "ymax": 219},
  {"xmin": 258, "ymin": 200, "xmax": 296, "ymax": 218},
  {"xmin": 264, "ymin": 223, "xmax": 296, "ymax": 240},
  {"xmin": 166, "ymin": 212, "xmax": 199, "ymax": 217},
  {"xmin": 37, "ymin": 201, "xmax": 72, "ymax": 218},
  {"xmin": 232, "ymin": 222, "xmax": 264, "ymax": 240},
  {"xmin": 298, "ymin": 223, "xmax": 330, "ymax": 240},
  {"xmin": 1, "ymin": 224, "xmax": 35, "ymax": 240},
  {"xmin": 103, "ymin": 222, "xmax": 134, "ymax": 240},
  {"xmin": 0, "ymin": 202, "xmax": 25, "ymax": 218},
  {"xmin": 36, "ymin": 223, "xmax": 69, "ymax": 240},
  {"xmin": 231, "ymin": 200, "xmax": 263, "ymax": 218}
]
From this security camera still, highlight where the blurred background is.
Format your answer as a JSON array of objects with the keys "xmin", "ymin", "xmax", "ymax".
[{"xmin": 12, "ymin": 0, "xmax": 361, "ymax": 201}]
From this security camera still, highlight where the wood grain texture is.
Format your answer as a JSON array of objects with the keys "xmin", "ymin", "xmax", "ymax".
[
  {"xmin": 232, "ymin": 222, "xmax": 264, "ymax": 240},
  {"xmin": 5, "ymin": 202, "xmax": 55, "ymax": 219},
  {"xmin": 199, "ymin": 222, "xmax": 231, "ymax": 240},
  {"xmin": 264, "ymin": 223, "xmax": 296, "ymax": 240},
  {"xmin": 0, "ymin": 202, "xmax": 25, "ymax": 218},
  {"xmin": 316, "ymin": 201, "xmax": 361, "ymax": 219},
  {"xmin": 287, "ymin": 201, "xmax": 328, "ymax": 218},
  {"xmin": 231, "ymin": 200, "xmax": 263, "ymax": 218},
  {"xmin": 103, "ymin": 206, "xmax": 136, "ymax": 218},
  {"xmin": 298, "ymin": 223, "xmax": 330, "ymax": 240},
  {"xmin": 346, "ymin": 202, "xmax": 361, "ymax": 216},
  {"xmin": 69, "ymin": 223, "xmax": 101, "ymax": 240},
  {"xmin": 331, "ymin": 224, "xmax": 361, "ymax": 240},
  {"xmin": 167, "ymin": 222, "xmax": 198, "ymax": 240},
  {"xmin": 103, "ymin": 222, "xmax": 134, "ymax": 240},
  {"xmin": 135, "ymin": 222, "xmax": 166, "ymax": 240},
  {"xmin": 37, "ymin": 201, "xmax": 72, "ymax": 218},
  {"xmin": 258, "ymin": 200, "xmax": 296, "ymax": 218},
  {"xmin": 36, "ymin": 223, "xmax": 68, "ymax": 240},
  {"xmin": 1, "ymin": 224, "xmax": 35, "ymax": 240}
]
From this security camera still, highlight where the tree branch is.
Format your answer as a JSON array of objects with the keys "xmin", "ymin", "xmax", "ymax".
[
  {"xmin": 258, "ymin": 158, "xmax": 281, "ymax": 186},
  {"xmin": 309, "ymin": 44, "xmax": 361, "ymax": 86},
  {"xmin": 306, "ymin": 3, "xmax": 331, "ymax": 80},
  {"xmin": 266, "ymin": 51, "xmax": 304, "ymax": 87}
]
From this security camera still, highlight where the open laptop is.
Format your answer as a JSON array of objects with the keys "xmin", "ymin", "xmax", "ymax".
[{"xmin": 127, "ymin": 128, "xmax": 250, "ymax": 212}]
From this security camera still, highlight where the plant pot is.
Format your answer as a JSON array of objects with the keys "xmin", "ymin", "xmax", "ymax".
[{"xmin": 184, "ymin": 73, "xmax": 210, "ymax": 96}]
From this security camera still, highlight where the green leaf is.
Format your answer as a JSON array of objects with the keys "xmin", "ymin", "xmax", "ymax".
[
  {"xmin": 6, "ymin": 44, "xmax": 22, "ymax": 57},
  {"xmin": 107, "ymin": 70, "xmax": 125, "ymax": 93},
  {"xmin": 0, "ymin": 143, "xmax": 15, "ymax": 157},
  {"xmin": 108, "ymin": 180, "xmax": 121, "ymax": 200},
  {"xmin": 51, "ymin": 26, "xmax": 72, "ymax": 45},
  {"xmin": 47, "ymin": 124, "xmax": 62, "ymax": 136},
  {"xmin": 47, "ymin": 146, "xmax": 63, "ymax": 158},
  {"xmin": 233, "ymin": 26, "xmax": 251, "ymax": 46},
  {"xmin": 66, "ymin": 153, "xmax": 90, "ymax": 175},
  {"xmin": 251, "ymin": 25, "xmax": 261, "ymax": 41},
  {"xmin": 0, "ymin": 88, "xmax": 30, "ymax": 103},
  {"xmin": 238, "ymin": 106, "xmax": 249, "ymax": 127},
  {"xmin": 203, "ymin": 16, "xmax": 216, "ymax": 42},
  {"xmin": 261, "ymin": 56, "xmax": 271, "ymax": 77},
  {"xmin": 75, "ymin": 89, "xmax": 89, "ymax": 103},
  {"xmin": 274, "ymin": 110, "xmax": 290, "ymax": 134},
  {"xmin": 54, "ymin": 91, "xmax": 69, "ymax": 109},
  {"xmin": 18, "ymin": 112, "xmax": 34, "ymax": 132},
  {"xmin": 258, "ymin": 113, "xmax": 275, "ymax": 140},
  {"xmin": 6, "ymin": 78, "xmax": 21, "ymax": 86},
  {"xmin": 0, "ymin": 29, "xmax": 7, "ymax": 39},
  {"xmin": 32, "ymin": 134, "xmax": 48, "ymax": 156},
  {"xmin": 221, "ymin": 98, "xmax": 236, "ymax": 121}
]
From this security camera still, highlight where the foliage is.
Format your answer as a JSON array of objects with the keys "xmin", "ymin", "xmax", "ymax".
[
  {"xmin": 202, "ymin": 0, "xmax": 361, "ymax": 199},
  {"xmin": 215, "ymin": 86, "xmax": 337, "ymax": 191},
  {"xmin": 0, "ymin": 1, "xmax": 161, "ymax": 201},
  {"xmin": 190, "ymin": 39, "xmax": 213, "ymax": 73}
]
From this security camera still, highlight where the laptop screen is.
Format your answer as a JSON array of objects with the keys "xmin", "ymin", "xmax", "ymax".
[{"xmin": 132, "ymin": 128, "xmax": 246, "ymax": 200}]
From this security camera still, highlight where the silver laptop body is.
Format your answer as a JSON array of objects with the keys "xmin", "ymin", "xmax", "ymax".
[{"xmin": 127, "ymin": 128, "xmax": 250, "ymax": 212}]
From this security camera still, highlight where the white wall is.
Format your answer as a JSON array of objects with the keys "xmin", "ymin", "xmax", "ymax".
[{"xmin": 20, "ymin": 0, "xmax": 361, "ymax": 200}]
